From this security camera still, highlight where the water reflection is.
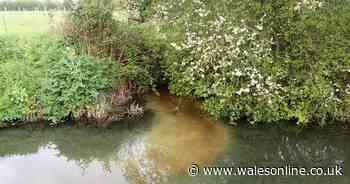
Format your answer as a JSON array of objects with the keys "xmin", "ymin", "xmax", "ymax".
[
  {"xmin": 0, "ymin": 120, "xmax": 154, "ymax": 184},
  {"xmin": 0, "ymin": 93, "xmax": 349, "ymax": 184},
  {"xmin": 208, "ymin": 127, "xmax": 350, "ymax": 184},
  {"xmin": 0, "ymin": 144, "xmax": 127, "ymax": 184}
]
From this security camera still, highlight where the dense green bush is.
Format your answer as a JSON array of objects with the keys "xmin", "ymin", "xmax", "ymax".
[
  {"xmin": 0, "ymin": 0, "xmax": 166, "ymax": 126},
  {"xmin": 158, "ymin": 0, "xmax": 350, "ymax": 126},
  {"xmin": 41, "ymin": 54, "xmax": 120, "ymax": 122},
  {"xmin": 0, "ymin": 36, "xmax": 123, "ymax": 124},
  {"xmin": 0, "ymin": 37, "xmax": 48, "ymax": 122},
  {"xmin": 0, "ymin": 36, "xmax": 24, "ymax": 62},
  {"xmin": 64, "ymin": 0, "xmax": 163, "ymax": 93}
]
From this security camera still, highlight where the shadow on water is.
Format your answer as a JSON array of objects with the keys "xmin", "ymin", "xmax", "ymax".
[{"xmin": 0, "ymin": 91, "xmax": 349, "ymax": 184}]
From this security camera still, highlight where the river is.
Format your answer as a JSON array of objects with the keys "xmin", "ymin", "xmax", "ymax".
[{"xmin": 0, "ymin": 93, "xmax": 349, "ymax": 184}]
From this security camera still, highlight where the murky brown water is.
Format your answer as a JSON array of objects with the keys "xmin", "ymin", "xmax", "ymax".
[
  {"xmin": 117, "ymin": 94, "xmax": 228, "ymax": 183},
  {"xmin": 0, "ymin": 92, "xmax": 349, "ymax": 184}
]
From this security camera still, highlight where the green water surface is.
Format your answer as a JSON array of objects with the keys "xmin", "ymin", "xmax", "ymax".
[{"xmin": 0, "ymin": 95, "xmax": 349, "ymax": 184}]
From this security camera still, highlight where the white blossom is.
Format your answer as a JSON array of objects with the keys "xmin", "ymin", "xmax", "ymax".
[{"xmin": 294, "ymin": 0, "xmax": 324, "ymax": 12}]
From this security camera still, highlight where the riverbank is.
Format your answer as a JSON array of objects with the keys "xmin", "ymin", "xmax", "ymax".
[{"xmin": 1, "ymin": 0, "xmax": 350, "ymax": 128}]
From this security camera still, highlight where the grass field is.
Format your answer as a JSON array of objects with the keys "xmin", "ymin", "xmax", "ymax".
[
  {"xmin": 0, "ymin": 11, "xmax": 66, "ymax": 36},
  {"xmin": 0, "ymin": 10, "xmax": 128, "ymax": 37}
]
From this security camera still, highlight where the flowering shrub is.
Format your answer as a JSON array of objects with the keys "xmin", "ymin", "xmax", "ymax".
[
  {"xmin": 294, "ymin": 0, "xmax": 323, "ymax": 11},
  {"xmin": 159, "ymin": 0, "xmax": 350, "ymax": 126},
  {"xmin": 127, "ymin": 0, "xmax": 153, "ymax": 22}
]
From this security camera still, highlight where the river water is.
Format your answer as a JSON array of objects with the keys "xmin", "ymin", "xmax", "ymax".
[{"xmin": 0, "ymin": 93, "xmax": 349, "ymax": 184}]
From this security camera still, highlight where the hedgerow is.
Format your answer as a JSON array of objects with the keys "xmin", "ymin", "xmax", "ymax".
[
  {"xmin": 155, "ymin": 0, "xmax": 350, "ymax": 126},
  {"xmin": 1, "ymin": 0, "xmax": 349, "ymax": 128}
]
